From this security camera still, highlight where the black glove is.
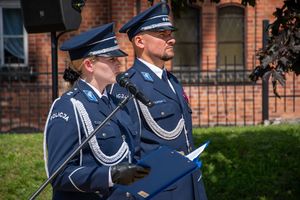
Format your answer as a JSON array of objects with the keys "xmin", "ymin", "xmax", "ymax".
[{"xmin": 111, "ymin": 162, "xmax": 150, "ymax": 185}]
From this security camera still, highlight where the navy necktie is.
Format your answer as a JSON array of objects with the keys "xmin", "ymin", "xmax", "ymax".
[
  {"xmin": 102, "ymin": 96, "xmax": 111, "ymax": 109},
  {"xmin": 162, "ymin": 70, "xmax": 176, "ymax": 94},
  {"xmin": 162, "ymin": 70, "xmax": 169, "ymax": 83}
]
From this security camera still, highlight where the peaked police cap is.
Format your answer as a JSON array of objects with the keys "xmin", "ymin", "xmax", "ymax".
[
  {"xmin": 60, "ymin": 23, "xmax": 127, "ymax": 60},
  {"xmin": 119, "ymin": 2, "xmax": 176, "ymax": 40}
]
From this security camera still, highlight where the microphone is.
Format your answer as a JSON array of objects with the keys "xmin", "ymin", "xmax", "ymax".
[{"xmin": 116, "ymin": 73, "xmax": 154, "ymax": 107}]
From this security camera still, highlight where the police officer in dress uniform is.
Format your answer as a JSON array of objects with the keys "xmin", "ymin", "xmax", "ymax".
[
  {"xmin": 43, "ymin": 23, "xmax": 149, "ymax": 200},
  {"xmin": 110, "ymin": 3, "xmax": 208, "ymax": 200}
]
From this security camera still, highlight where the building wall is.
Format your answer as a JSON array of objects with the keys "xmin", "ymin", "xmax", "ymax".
[
  {"xmin": 1, "ymin": 0, "xmax": 299, "ymax": 132},
  {"xmin": 19, "ymin": 0, "xmax": 300, "ymax": 124},
  {"xmin": 185, "ymin": 73, "xmax": 300, "ymax": 126},
  {"xmin": 201, "ymin": 0, "xmax": 283, "ymax": 70},
  {"xmin": 28, "ymin": 0, "xmax": 287, "ymax": 85}
]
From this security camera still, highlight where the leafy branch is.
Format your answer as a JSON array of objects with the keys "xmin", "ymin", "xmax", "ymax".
[
  {"xmin": 249, "ymin": 0, "xmax": 300, "ymax": 97},
  {"xmin": 154, "ymin": 0, "xmax": 300, "ymax": 97}
]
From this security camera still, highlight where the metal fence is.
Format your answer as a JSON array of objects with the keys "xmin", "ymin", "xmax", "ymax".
[
  {"xmin": 173, "ymin": 67, "xmax": 262, "ymax": 127},
  {"xmin": 0, "ymin": 68, "xmax": 53, "ymax": 133},
  {"xmin": 173, "ymin": 63, "xmax": 300, "ymax": 127},
  {"xmin": 1, "ymin": 63, "xmax": 300, "ymax": 133}
]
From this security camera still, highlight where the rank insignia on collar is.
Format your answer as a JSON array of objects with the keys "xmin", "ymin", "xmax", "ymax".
[
  {"xmin": 141, "ymin": 72, "xmax": 154, "ymax": 82},
  {"xmin": 83, "ymin": 90, "xmax": 98, "ymax": 102}
]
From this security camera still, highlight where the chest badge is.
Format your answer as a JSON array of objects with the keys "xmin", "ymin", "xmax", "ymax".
[
  {"xmin": 83, "ymin": 90, "xmax": 98, "ymax": 102},
  {"xmin": 141, "ymin": 72, "xmax": 154, "ymax": 82}
]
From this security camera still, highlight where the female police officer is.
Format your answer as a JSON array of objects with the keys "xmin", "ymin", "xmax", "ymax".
[{"xmin": 43, "ymin": 23, "xmax": 149, "ymax": 200}]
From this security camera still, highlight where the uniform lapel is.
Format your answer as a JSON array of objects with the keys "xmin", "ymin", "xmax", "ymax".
[
  {"xmin": 169, "ymin": 74, "xmax": 187, "ymax": 111},
  {"xmin": 109, "ymin": 94, "xmax": 136, "ymax": 134},
  {"xmin": 134, "ymin": 59, "xmax": 178, "ymax": 101},
  {"xmin": 76, "ymin": 80, "xmax": 117, "ymax": 121},
  {"xmin": 98, "ymin": 97, "xmax": 113, "ymax": 118}
]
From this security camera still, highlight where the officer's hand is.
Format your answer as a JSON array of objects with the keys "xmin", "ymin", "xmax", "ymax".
[{"xmin": 111, "ymin": 162, "xmax": 150, "ymax": 185}]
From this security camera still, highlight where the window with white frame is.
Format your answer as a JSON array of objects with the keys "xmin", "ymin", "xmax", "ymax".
[{"xmin": 0, "ymin": 0, "xmax": 27, "ymax": 67}]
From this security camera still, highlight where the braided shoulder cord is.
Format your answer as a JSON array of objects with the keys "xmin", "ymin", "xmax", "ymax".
[
  {"xmin": 71, "ymin": 98, "xmax": 129, "ymax": 166},
  {"xmin": 137, "ymin": 100, "xmax": 184, "ymax": 140}
]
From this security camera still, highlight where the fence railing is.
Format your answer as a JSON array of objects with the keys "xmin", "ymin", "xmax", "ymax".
[
  {"xmin": 0, "ymin": 69, "xmax": 53, "ymax": 133},
  {"xmin": 172, "ymin": 68, "xmax": 262, "ymax": 126},
  {"xmin": 173, "ymin": 66, "xmax": 300, "ymax": 127},
  {"xmin": 1, "ymin": 65, "xmax": 300, "ymax": 133}
]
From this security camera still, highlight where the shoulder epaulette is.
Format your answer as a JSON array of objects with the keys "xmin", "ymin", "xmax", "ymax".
[
  {"xmin": 125, "ymin": 68, "xmax": 136, "ymax": 78},
  {"xmin": 61, "ymin": 87, "xmax": 80, "ymax": 99}
]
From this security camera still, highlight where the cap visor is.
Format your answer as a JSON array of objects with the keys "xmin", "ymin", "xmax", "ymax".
[
  {"xmin": 96, "ymin": 49, "xmax": 128, "ymax": 57},
  {"xmin": 150, "ymin": 26, "xmax": 177, "ymax": 32}
]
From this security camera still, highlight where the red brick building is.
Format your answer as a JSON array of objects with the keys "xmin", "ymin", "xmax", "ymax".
[{"xmin": 0, "ymin": 0, "xmax": 299, "ymax": 132}]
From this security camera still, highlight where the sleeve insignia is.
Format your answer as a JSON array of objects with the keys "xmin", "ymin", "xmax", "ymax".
[{"xmin": 50, "ymin": 112, "xmax": 69, "ymax": 122}]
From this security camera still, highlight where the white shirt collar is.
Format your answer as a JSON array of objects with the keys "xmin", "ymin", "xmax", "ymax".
[
  {"xmin": 137, "ymin": 58, "xmax": 165, "ymax": 79},
  {"xmin": 81, "ymin": 79, "xmax": 108, "ymax": 99}
]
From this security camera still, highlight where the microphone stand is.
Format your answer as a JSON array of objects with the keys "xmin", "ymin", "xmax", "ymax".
[{"xmin": 29, "ymin": 95, "xmax": 134, "ymax": 200}]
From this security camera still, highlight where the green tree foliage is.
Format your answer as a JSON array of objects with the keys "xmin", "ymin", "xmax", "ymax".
[{"xmin": 249, "ymin": 0, "xmax": 300, "ymax": 97}]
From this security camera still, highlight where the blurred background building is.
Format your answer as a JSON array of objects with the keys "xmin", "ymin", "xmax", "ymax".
[{"xmin": 0, "ymin": 0, "xmax": 299, "ymax": 133}]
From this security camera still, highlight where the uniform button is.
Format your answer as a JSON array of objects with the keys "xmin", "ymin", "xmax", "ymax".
[
  {"xmin": 161, "ymin": 112, "xmax": 165, "ymax": 116},
  {"xmin": 102, "ymin": 133, "xmax": 107, "ymax": 137}
]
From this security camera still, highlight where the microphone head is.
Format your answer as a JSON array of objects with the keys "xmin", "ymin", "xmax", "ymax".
[
  {"xmin": 116, "ymin": 72, "xmax": 129, "ymax": 87},
  {"xmin": 116, "ymin": 72, "xmax": 154, "ymax": 108}
]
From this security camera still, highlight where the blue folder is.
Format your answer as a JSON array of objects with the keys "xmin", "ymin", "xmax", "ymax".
[{"xmin": 117, "ymin": 146, "xmax": 200, "ymax": 199}]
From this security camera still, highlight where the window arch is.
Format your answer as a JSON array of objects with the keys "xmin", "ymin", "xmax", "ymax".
[{"xmin": 217, "ymin": 5, "xmax": 245, "ymax": 69}]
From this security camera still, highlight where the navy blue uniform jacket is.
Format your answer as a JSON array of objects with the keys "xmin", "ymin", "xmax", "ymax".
[
  {"xmin": 44, "ymin": 80, "xmax": 139, "ymax": 200},
  {"xmin": 110, "ymin": 59, "xmax": 207, "ymax": 200}
]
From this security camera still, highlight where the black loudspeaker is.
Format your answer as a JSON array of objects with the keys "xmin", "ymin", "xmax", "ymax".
[{"xmin": 21, "ymin": 0, "xmax": 82, "ymax": 33}]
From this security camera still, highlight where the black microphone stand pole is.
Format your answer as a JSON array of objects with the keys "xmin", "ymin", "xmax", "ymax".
[{"xmin": 29, "ymin": 95, "xmax": 134, "ymax": 200}]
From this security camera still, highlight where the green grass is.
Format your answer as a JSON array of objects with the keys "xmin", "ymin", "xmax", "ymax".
[
  {"xmin": 193, "ymin": 124, "xmax": 300, "ymax": 200},
  {"xmin": 0, "ymin": 124, "xmax": 299, "ymax": 200},
  {"xmin": 0, "ymin": 134, "xmax": 51, "ymax": 200}
]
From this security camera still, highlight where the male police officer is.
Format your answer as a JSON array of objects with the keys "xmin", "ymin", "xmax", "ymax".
[{"xmin": 111, "ymin": 2, "xmax": 207, "ymax": 200}]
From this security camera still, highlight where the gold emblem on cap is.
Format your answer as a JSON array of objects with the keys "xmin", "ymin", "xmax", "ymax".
[{"xmin": 138, "ymin": 191, "xmax": 149, "ymax": 198}]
